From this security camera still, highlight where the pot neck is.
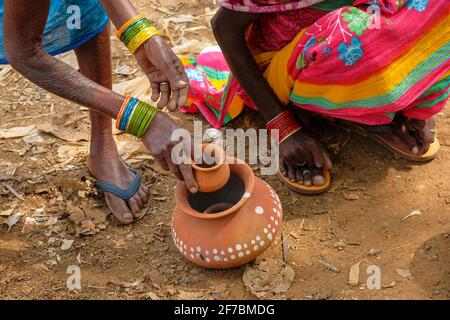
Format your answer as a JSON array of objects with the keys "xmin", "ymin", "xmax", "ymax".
[{"xmin": 175, "ymin": 158, "xmax": 255, "ymax": 220}]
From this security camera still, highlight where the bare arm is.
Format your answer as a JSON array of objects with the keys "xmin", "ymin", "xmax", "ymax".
[
  {"xmin": 3, "ymin": 0, "xmax": 123, "ymax": 118},
  {"xmin": 211, "ymin": 7, "xmax": 332, "ymax": 172},
  {"xmin": 99, "ymin": 0, "xmax": 189, "ymax": 111},
  {"xmin": 3, "ymin": 0, "xmax": 198, "ymax": 190},
  {"xmin": 211, "ymin": 8, "xmax": 285, "ymax": 121}
]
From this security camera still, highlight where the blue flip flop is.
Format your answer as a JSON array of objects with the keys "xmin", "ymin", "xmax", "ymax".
[{"xmin": 96, "ymin": 168, "xmax": 147, "ymax": 221}]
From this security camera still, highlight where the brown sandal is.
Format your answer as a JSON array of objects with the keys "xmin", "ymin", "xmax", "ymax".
[
  {"xmin": 277, "ymin": 168, "xmax": 331, "ymax": 195},
  {"xmin": 332, "ymin": 120, "xmax": 440, "ymax": 162}
]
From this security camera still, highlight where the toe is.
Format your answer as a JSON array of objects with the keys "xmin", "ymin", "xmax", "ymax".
[
  {"xmin": 280, "ymin": 160, "xmax": 288, "ymax": 176},
  {"xmin": 295, "ymin": 168, "xmax": 304, "ymax": 185},
  {"xmin": 138, "ymin": 185, "xmax": 150, "ymax": 205},
  {"xmin": 303, "ymin": 168, "xmax": 313, "ymax": 186},
  {"xmin": 104, "ymin": 193, "xmax": 134, "ymax": 224},
  {"xmin": 128, "ymin": 197, "xmax": 142, "ymax": 218},
  {"xmin": 312, "ymin": 167, "xmax": 326, "ymax": 186},
  {"xmin": 288, "ymin": 165, "xmax": 296, "ymax": 182}
]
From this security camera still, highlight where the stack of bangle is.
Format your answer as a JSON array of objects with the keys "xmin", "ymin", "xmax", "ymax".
[
  {"xmin": 116, "ymin": 96, "xmax": 158, "ymax": 137},
  {"xmin": 266, "ymin": 110, "xmax": 302, "ymax": 144},
  {"xmin": 116, "ymin": 15, "xmax": 159, "ymax": 54}
]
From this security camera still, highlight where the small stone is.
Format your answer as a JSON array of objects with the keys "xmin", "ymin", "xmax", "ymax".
[
  {"xmin": 343, "ymin": 192, "xmax": 359, "ymax": 201},
  {"xmin": 395, "ymin": 268, "xmax": 411, "ymax": 278}
]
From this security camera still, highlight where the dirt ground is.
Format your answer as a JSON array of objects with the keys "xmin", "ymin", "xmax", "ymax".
[{"xmin": 0, "ymin": 0, "xmax": 449, "ymax": 300}]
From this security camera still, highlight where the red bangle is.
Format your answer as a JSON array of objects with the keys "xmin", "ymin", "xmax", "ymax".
[{"xmin": 266, "ymin": 110, "xmax": 302, "ymax": 143}]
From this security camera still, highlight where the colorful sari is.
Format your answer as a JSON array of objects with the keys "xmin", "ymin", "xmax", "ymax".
[{"xmin": 182, "ymin": 0, "xmax": 450, "ymax": 127}]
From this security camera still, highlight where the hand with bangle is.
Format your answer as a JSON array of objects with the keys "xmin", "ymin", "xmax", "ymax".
[
  {"xmin": 103, "ymin": 1, "xmax": 197, "ymax": 191},
  {"xmin": 103, "ymin": 0, "xmax": 190, "ymax": 112},
  {"xmin": 266, "ymin": 109, "xmax": 332, "ymax": 184}
]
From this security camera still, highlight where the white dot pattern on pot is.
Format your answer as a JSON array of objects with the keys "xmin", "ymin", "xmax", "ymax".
[{"xmin": 172, "ymin": 185, "xmax": 283, "ymax": 266}]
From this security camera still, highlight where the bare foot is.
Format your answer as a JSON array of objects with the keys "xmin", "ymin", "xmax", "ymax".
[
  {"xmin": 281, "ymin": 107, "xmax": 329, "ymax": 186},
  {"xmin": 393, "ymin": 115, "xmax": 435, "ymax": 155},
  {"xmin": 364, "ymin": 115, "xmax": 436, "ymax": 156},
  {"xmin": 87, "ymin": 139, "xmax": 150, "ymax": 224}
]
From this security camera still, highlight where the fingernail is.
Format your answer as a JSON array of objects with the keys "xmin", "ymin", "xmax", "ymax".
[
  {"xmin": 189, "ymin": 187, "xmax": 198, "ymax": 193},
  {"xmin": 412, "ymin": 146, "xmax": 419, "ymax": 154},
  {"xmin": 123, "ymin": 213, "xmax": 133, "ymax": 220}
]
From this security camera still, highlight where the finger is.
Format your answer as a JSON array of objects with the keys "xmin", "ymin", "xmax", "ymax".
[
  {"xmin": 178, "ymin": 83, "xmax": 189, "ymax": 108},
  {"xmin": 166, "ymin": 55, "xmax": 188, "ymax": 89},
  {"xmin": 167, "ymin": 88, "xmax": 179, "ymax": 112},
  {"xmin": 151, "ymin": 82, "xmax": 160, "ymax": 103},
  {"xmin": 157, "ymin": 82, "xmax": 171, "ymax": 109},
  {"xmin": 164, "ymin": 149, "xmax": 183, "ymax": 181},
  {"xmin": 154, "ymin": 153, "xmax": 170, "ymax": 172},
  {"xmin": 179, "ymin": 163, "xmax": 199, "ymax": 193}
]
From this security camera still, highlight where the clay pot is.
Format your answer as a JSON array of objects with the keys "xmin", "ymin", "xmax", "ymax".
[
  {"xmin": 172, "ymin": 157, "xmax": 283, "ymax": 269},
  {"xmin": 192, "ymin": 144, "xmax": 230, "ymax": 193}
]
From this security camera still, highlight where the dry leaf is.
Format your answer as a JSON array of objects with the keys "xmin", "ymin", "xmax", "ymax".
[
  {"xmin": 0, "ymin": 205, "xmax": 16, "ymax": 217},
  {"xmin": 21, "ymin": 216, "xmax": 58, "ymax": 234},
  {"xmin": 61, "ymin": 239, "xmax": 74, "ymax": 251},
  {"xmin": 177, "ymin": 289, "xmax": 204, "ymax": 300},
  {"xmin": 3, "ymin": 212, "xmax": 24, "ymax": 232},
  {"xmin": 115, "ymin": 65, "xmax": 137, "ymax": 76},
  {"xmin": 395, "ymin": 268, "xmax": 412, "ymax": 278},
  {"xmin": 343, "ymin": 192, "xmax": 359, "ymax": 201},
  {"xmin": 57, "ymin": 142, "xmax": 88, "ymax": 162},
  {"xmin": 0, "ymin": 126, "xmax": 35, "ymax": 139},
  {"xmin": 37, "ymin": 123, "xmax": 88, "ymax": 142},
  {"xmin": 113, "ymin": 76, "xmax": 151, "ymax": 101},
  {"xmin": 243, "ymin": 259, "xmax": 295, "ymax": 299},
  {"xmin": 348, "ymin": 260, "xmax": 366, "ymax": 286}
]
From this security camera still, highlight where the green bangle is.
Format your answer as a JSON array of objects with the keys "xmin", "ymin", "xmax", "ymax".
[
  {"xmin": 136, "ymin": 105, "xmax": 157, "ymax": 137},
  {"xmin": 121, "ymin": 19, "xmax": 152, "ymax": 45},
  {"xmin": 129, "ymin": 102, "xmax": 147, "ymax": 136}
]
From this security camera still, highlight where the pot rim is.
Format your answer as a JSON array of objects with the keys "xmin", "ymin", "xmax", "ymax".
[
  {"xmin": 175, "ymin": 157, "xmax": 255, "ymax": 220},
  {"xmin": 191, "ymin": 143, "xmax": 226, "ymax": 172}
]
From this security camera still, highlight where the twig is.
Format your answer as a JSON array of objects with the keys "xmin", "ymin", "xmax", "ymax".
[{"xmin": 319, "ymin": 259, "xmax": 340, "ymax": 273}]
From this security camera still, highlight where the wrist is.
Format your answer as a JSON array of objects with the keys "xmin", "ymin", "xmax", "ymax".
[
  {"xmin": 266, "ymin": 110, "xmax": 302, "ymax": 144},
  {"xmin": 116, "ymin": 96, "xmax": 158, "ymax": 137},
  {"xmin": 116, "ymin": 15, "xmax": 159, "ymax": 54}
]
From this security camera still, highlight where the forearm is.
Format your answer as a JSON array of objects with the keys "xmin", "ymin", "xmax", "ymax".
[
  {"xmin": 212, "ymin": 8, "xmax": 286, "ymax": 122},
  {"xmin": 9, "ymin": 49, "xmax": 123, "ymax": 118},
  {"xmin": 3, "ymin": 0, "xmax": 123, "ymax": 119},
  {"xmin": 99, "ymin": 0, "xmax": 139, "ymax": 30}
]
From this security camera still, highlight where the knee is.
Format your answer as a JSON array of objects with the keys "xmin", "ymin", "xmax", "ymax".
[{"xmin": 211, "ymin": 9, "xmax": 231, "ymax": 40}]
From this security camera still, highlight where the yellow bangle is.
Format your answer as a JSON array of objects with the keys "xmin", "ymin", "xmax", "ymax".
[
  {"xmin": 116, "ymin": 14, "xmax": 145, "ymax": 38},
  {"xmin": 127, "ymin": 26, "xmax": 159, "ymax": 54}
]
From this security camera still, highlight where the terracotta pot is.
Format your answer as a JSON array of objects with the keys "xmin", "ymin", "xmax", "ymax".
[
  {"xmin": 192, "ymin": 144, "xmax": 230, "ymax": 193},
  {"xmin": 172, "ymin": 158, "xmax": 283, "ymax": 269}
]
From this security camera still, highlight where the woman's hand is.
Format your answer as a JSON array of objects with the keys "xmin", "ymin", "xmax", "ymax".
[
  {"xmin": 142, "ymin": 111, "xmax": 198, "ymax": 193},
  {"xmin": 279, "ymin": 130, "xmax": 332, "ymax": 185},
  {"xmin": 134, "ymin": 36, "xmax": 190, "ymax": 112}
]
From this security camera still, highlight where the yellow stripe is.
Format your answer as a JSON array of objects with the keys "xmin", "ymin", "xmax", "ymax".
[
  {"xmin": 291, "ymin": 14, "xmax": 450, "ymax": 103},
  {"xmin": 259, "ymin": 30, "xmax": 306, "ymax": 105}
]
